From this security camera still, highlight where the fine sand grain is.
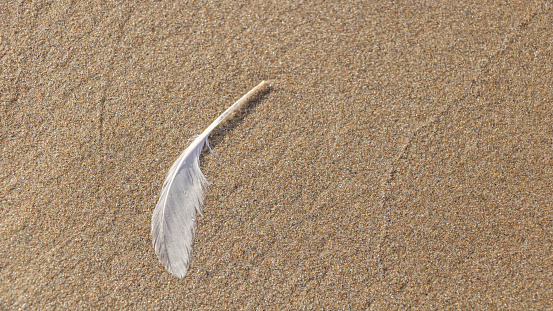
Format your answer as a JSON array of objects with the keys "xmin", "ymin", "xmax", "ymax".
[{"xmin": 1, "ymin": 1, "xmax": 552, "ymax": 309}]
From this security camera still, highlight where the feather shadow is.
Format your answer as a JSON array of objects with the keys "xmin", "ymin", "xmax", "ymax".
[{"xmin": 204, "ymin": 84, "xmax": 271, "ymax": 153}]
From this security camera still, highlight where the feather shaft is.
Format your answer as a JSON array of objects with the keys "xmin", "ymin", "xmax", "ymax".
[{"xmin": 152, "ymin": 81, "xmax": 268, "ymax": 278}]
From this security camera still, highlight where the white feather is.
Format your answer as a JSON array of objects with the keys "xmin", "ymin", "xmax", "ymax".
[{"xmin": 152, "ymin": 81, "xmax": 269, "ymax": 278}]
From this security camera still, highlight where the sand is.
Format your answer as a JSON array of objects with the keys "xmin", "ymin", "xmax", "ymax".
[{"xmin": 1, "ymin": 1, "xmax": 552, "ymax": 309}]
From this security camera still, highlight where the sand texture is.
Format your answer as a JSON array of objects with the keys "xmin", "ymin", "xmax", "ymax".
[{"xmin": 1, "ymin": 1, "xmax": 552, "ymax": 309}]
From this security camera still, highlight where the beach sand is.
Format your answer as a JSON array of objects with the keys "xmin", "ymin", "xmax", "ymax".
[{"xmin": 1, "ymin": 1, "xmax": 552, "ymax": 309}]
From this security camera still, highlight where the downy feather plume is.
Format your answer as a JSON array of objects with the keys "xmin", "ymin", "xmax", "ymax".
[{"xmin": 152, "ymin": 81, "xmax": 269, "ymax": 278}]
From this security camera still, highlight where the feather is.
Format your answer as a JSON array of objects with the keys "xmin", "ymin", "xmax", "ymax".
[{"xmin": 152, "ymin": 81, "xmax": 269, "ymax": 278}]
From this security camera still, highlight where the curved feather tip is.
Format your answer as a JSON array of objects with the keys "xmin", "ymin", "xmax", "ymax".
[{"xmin": 152, "ymin": 81, "xmax": 269, "ymax": 278}]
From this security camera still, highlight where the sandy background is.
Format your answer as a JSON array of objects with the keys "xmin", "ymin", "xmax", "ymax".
[{"xmin": 1, "ymin": 0, "xmax": 552, "ymax": 309}]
